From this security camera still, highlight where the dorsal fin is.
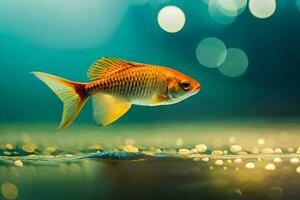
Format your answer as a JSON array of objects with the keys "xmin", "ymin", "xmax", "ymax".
[{"xmin": 87, "ymin": 57, "xmax": 143, "ymax": 81}]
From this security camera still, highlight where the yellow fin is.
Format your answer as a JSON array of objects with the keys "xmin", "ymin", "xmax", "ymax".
[
  {"xmin": 149, "ymin": 94, "xmax": 169, "ymax": 106},
  {"xmin": 92, "ymin": 93, "xmax": 131, "ymax": 126},
  {"xmin": 88, "ymin": 57, "xmax": 143, "ymax": 81},
  {"xmin": 32, "ymin": 72, "xmax": 89, "ymax": 130}
]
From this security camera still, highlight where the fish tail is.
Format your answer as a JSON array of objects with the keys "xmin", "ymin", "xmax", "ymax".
[{"xmin": 32, "ymin": 72, "xmax": 89, "ymax": 130}]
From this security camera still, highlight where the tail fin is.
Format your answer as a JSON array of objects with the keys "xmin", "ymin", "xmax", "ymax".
[{"xmin": 32, "ymin": 72, "xmax": 89, "ymax": 130}]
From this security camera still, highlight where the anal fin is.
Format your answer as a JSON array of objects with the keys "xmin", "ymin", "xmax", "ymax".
[{"xmin": 92, "ymin": 93, "xmax": 131, "ymax": 126}]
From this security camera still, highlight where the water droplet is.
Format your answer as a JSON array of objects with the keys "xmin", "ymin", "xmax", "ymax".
[
  {"xmin": 265, "ymin": 163, "xmax": 276, "ymax": 171},
  {"xmin": 234, "ymin": 158, "xmax": 242, "ymax": 163},
  {"xmin": 261, "ymin": 148, "xmax": 274, "ymax": 154},
  {"xmin": 195, "ymin": 144, "xmax": 208, "ymax": 153},
  {"xmin": 230, "ymin": 145, "xmax": 242, "ymax": 153},
  {"xmin": 122, "ymin": 145, "xmax": 139, "ymax": 153},
  {"xmin": 178, "ymin": 148, "xmax": 190, "ymax": 155},
  {"xmin": 202, "ymin": 157, "xmax": 210, "ymax": 162},
  {"xmin": 290, "ymin": 157, "xmax": 299, "ymax": 164},
  {"xmin": 215, "ymin": 159, "xmax": 224, "ymax": 166},
  {"xmin": 296, "ymin": 166, "xmax": 300, "ymax": 175},
  {"xmin": 273, "ymin": 157, "xmax": 282, "ymax": 163},
  {"xmin": 257, "ymin": 138, "xmax": 266, "ymax": 145},
  {"xmin": 14, "ymin": 160, "xmax": 23, "ymax": 168},
  {"xmin": 245, "ymin": 162, "xmax": 255, "ymax": 169}
]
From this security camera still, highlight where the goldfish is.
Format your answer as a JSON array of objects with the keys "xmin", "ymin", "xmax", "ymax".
[{"xmin": 33, "ymin": 57, "xmax": 200, "ymax": 130}]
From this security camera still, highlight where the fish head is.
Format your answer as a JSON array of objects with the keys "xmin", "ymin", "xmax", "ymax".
[{"xmin": 164, "ymin": 68, "xmax": 201, "ymax": 104}]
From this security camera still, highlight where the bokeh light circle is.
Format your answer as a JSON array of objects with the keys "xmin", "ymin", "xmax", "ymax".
[
  {"xmin": 208, "ymin": 0, "xmax": 248, "ymax": 25},
  {"xmin": 234, "ymin": 0, "xmax": 248, "ymax": 11},
  {"xmin": 208, "ymin": 0, "xmax": 238, "ymax": 25},
  {"xmin": 157, "ymin": 6, "xmax": 185, "ymax": 33},
  {"xmin": 220, "ymin": 0, "xmax": 248, "ymax": 15},
  {"xmin": 196, "ymin": 37, "xmax": 227, "ymax": 68},
  {"xmin": 249, "ymin": 0, "xmax": 276, "ymax": 19},
  {"xmin": 218, "ymin": 48, "xmax": 248, "ymax": 77},
  {"xmin": 218, "ymin": 0, "xmax": 238, "ymax": 16}
]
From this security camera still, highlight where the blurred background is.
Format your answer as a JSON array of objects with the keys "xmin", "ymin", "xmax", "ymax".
[
  {"xmin": 0, "ymin": 0, "xmax": 299, "ymax": 124},
  {"xmin": 1, "ymin": 1, "xmax": 300, "ymax": 199}
]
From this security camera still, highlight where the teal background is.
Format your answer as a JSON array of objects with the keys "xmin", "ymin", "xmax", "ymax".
[{"xmin": 0, "ymin": 0, "xmax": 299, "ymax": 125}]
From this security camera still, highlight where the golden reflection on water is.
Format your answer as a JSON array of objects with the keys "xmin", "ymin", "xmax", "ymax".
[{"xmin": 0, "ymin": 122, "xmax": 299, "ymax": 199}]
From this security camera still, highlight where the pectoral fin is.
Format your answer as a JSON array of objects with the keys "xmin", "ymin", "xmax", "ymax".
[
  {"xmin": 149, "ymin": 94, "xmax": 169, "ymax": 106},
  {"xmin": 92, "ymin": 93, "xmax": 131, "ymax": 126}
]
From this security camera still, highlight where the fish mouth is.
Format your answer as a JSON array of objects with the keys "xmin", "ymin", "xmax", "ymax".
[
  {"xmin": 194, "ymin": 86, "xmax": 200, "ymax": 93},
  {"xmin": 194, "ymin": 84, "xmax": 201, "ymax": 93}
]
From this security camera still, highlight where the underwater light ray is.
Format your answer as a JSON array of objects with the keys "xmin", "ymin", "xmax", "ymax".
[{"xmin": 0, "ymin": 0, "xmax": 128, "ymax": 49}]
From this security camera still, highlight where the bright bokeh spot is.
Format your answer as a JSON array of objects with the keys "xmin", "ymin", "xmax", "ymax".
[
  {"xmin": 218, "ymin": 0, "xmax": 238, "ymax": 16},
  {"xmin": 297, "ymin": 166, "xmax": 300, "ymax": 175},
  {"xmin": 218, "ymin": 48, "xmax": 248, "ymax": 77},
  {"xmin": 257, "ymin": 138, "xmax": 266, "ymax": 145},
  {"xmin": 196, "ymin": 37, "xmax": 227, "ymax": 68},
  {"xmin": 265, "ymin": 163, "xmax": 276, "ymax": 171},
  {"xmin": 249, "ymin": 0, "xmax": 276, "ymax": 19},
  {"xmin": 208, "ymin": 0, "xmax": 237, "ymax": 24},
  {"xmin": 234, "ymin": 0, "xmax": 248, "ymax": 12},
  {"xmin": 157, "ymin": 6, "xmax": 185, "ymax": 33},
  {"xmin": 208, "ymin": 0, "xmax": 248, "ymax": 24},
  {"xmin": 220, "ymin": 0, "xmax": 248, "ymax": 14},
  {"xmin": 245, "ymin": 162, "xmax": 255, "ymax": 169}
]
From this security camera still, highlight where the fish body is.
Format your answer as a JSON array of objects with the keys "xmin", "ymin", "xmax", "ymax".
[
  {"xmin": 33, "ymin": 57, "xmax": 201, "ymax": 130},
  {"xmin": 85, "ymin": 66, "xmax": 167, "ymax": 106}
]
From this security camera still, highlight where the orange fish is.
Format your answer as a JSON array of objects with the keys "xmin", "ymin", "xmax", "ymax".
[{"xmin": 33, "ymin": 57, "xmax": 201, "ymax": 130}]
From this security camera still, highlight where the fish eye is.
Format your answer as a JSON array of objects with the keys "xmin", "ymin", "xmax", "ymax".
[{"xmin": 180, "ymin": 80, "xmax": 190, "ymax": 90}]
